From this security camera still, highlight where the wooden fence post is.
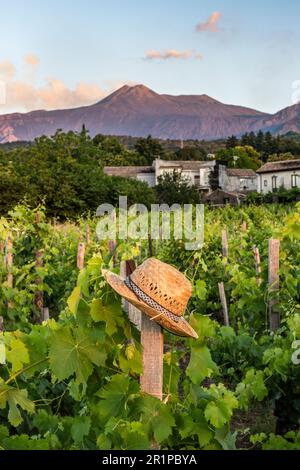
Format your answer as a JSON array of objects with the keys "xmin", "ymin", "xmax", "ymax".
[
  {"xmin": 148, "ymin": 234, "xmax": 153, "ymax": 258},
  {"xmin": 108, "ymin": 240, "xmax": 117, "ymax": 267},
  {"xmin": 77, "ymin": 242, "xmax": 85, "ymax": 270},
  {"xmin": 241, "ymin": 221, "xmax": 247, "ymax": 232},
  {"xmin": 42, "ymin": 308, "xmax": 49, "ymax": 322},
  {"xmin": 0, "ymin": 316, "xmax": 4, "ymax": 332},
  {"xmin": 253, "ymin": 245, "xmax": 262, "ymax": 286},
  {"xmin": 221, "ymin": 229, "xmax": 229, "ymax": 261},
  {"xmin": 268, "ymin": 239, "xmax": 280, "ymax": 332},
  {"xmin": 35, "ymin": 212, "xmax": 41, "ymax": 225},
  {"xmin": 218, "ymin": 282, "xmax": 229, "ymax": 326},
  {"xmin": 120, "ymin": 260, "xmax": 163, "ymax": 400},
  {"xmin": 140, "ymin": 315, "xmax": 164, "ymax": 401}
]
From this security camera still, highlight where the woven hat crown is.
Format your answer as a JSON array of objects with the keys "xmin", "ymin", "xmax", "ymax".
[{"xmin": 130, "ymin": 258, "xmax": 192, "ymax": 317}]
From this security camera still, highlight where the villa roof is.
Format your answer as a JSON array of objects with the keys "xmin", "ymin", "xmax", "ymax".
[
  {"xmin": 226, "ymin": 168, "xmax": 256, "ymax": 177},
  {"xmin": 257, "ymin": 160, "xmax": 300, "ymax": 174},
  {"xmin": 103, "ymin": 166, "xmax": 154, "ymax": 177}
]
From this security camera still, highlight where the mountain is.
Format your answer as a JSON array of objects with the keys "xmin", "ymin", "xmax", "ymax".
[{"xmin": 0, "ymin": 84, "xmax": 299, "ymax": 143}]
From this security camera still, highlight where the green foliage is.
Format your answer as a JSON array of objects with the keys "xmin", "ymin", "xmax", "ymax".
[
  {"xmin": 0, "ymin": 131, "xmax": 155, "ymax": 219},
  {"xmin": 155, "ymin": 171, "xmax": 202, "ymax": 205},
  {"xmin": 1, "ymin": 203, "xmax": 300, "ymax": 449},
  {"xmin": 216, "ymin": 145, "xmax": 261, "ymax": 170},
  {"xmin": 134, "ymin": 135, "xmax": 165, "ymax": 164}
]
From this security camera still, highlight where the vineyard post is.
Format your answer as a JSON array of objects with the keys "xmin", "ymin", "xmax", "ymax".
[
  {"xmin": 268, "ymin": 239, "xmax": 280, "ymax": 332},
  {"xmin": 241, "ymin": 221, "xmax": 247, "ymax": 232},
  {"xmin": 0, "ymin": 316, "xmax": 3, "ymax": 331},
  {"xmin": 218, "ymin": 282, "xmax": 230, "ymax": 326},
  {"xmin": 140, "ymin": 313, "xmax": 164, "ymax": 401},
  {"xmin": 42, "ymin": 308, "xmax": 49, "ymax": 322},
  {"xmin": 253, "ymin": 245, "xmax": 262, "ymax": 286},
  {"xmin": 6, "ymin": 236, "xmax": 13, "ymax": 309},
  {"xmin": 77, "ymin": 242, "xmax": 85, "ymax": 270},
  {"xmin": 121, "ymin": 260, "xmax": 163, "ymax": 399},
  {"xmin": 108, "ymin": 211, "xmax": 117, "ymax": 267},
  {"xmin": 35, "ymin": 212, "xmax": 41, "ymax": 225},
  {"xmin": 221, "ymin": 229, "xmax": 229, "ymax": 262}
]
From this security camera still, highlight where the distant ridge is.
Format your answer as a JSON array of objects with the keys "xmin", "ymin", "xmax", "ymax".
[{"xmin": 0, "ymin": 84, "xmax": 300, "ymax": 143}]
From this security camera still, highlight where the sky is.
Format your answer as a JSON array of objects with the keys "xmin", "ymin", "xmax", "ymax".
[{"xmin": 0, "ymin": 0, "xmax": 299, "ymax": 114}]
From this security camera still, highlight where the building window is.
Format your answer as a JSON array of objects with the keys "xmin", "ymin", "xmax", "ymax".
[
  {"xmin": 239, "ymin": 178, "xmax": 248, "ymax": 190},
  {"xmin": 194, "ymin": 175, "xmax": 200, "ymax": 186},
  {"xmin": 291, "ymin": 174, "xmax": 299, "ymax": 188},
  {"xmin": 272, "ymin": 176, "xmax": 277, "ymax": 192},
  {"xmin": 264, "ymin": 180, "xmax": 268, "ymax": 187}
]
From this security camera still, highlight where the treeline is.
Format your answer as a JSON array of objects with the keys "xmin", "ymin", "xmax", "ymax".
[
  {"xmin": 0, "ymin": 130, "xmax": 156, "ymax": 218},
  {"xmin": 226, "ymin": 131, "xmax": 300, "ymax": 161},
  {"xmin": 0, "ymin": 130, "xmax": 202, "ymax": 218}
]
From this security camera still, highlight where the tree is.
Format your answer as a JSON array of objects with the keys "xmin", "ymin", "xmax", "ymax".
[
  {"xmin": 216, "ymin": 146, "xmax": 261, "ymax": 170},
  {"xmin": 255, "ymin": 130, "xmax": 265, "ymax": 152},
  {"xmin": 226, "ymin": 135, "xmax": 239, "ymax": 149},
  {"xmin": 134, "ymin": 135, "xmax": 165, "ymax": 164},
  {"xmin": 174, "ymin": 147, "xmax": 207, "ymax": 161},
  {"xmin": 155, "ymin": 171, "xmax": 202, "ymax": 205},
  {"xmin": 0, "ymin": 131, "xmax": 155, "ymax": 218},
  {"xmin": 268, "ymin": 152, "xmax": 297, "ymax": 162}
]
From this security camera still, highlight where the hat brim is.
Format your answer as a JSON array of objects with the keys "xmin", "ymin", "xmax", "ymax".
[{"xmin": 102, "ymin": 269, "xmax": 198, "ymax": 339}]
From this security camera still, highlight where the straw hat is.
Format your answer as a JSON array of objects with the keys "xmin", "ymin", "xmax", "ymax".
[{"xmin": 102, "ymin": 258, "xmax": 198, "ymax": 339}]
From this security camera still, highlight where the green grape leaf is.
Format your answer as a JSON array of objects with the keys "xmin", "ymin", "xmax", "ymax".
[
  {"xmin": 0, "ymin": 385, "xmax": 35, "ymax": 427},
  {"xmin": 186, "ymin": 345, "xmax": 218, "ymax": 384},
  {"xmin": 204, "ymin": 401, "xmax": 228, "ymax": 429},
  {"xmin": 90, "ymin": 300, "xmax": 122, "ymax": 336},
  {"xmin": 49, "ymin": 326, "xmax": 106, "ymax": 383},
  {"xmin": 77, "ymin": 269, "xmax": 89, "ymax": 297},
  {"xmin": 71, "ymin": 416, "xmax": 91, "ymax": 445},
  {"xmin": 193, "ymin": 279, "xmax": 207, "ymax": 301},
  {"xmin": 189, "ymin": 314, "xmax": 216, "ymax": 341},
  {"xmin": 151, "ymin": 405, "xmax": 175, "ymax": 444},
  {"xmin": 6, "ymin": 338, "xmax": 30, "ymax": 372},
  {"xmin": 67, "ymin": 286, "xmax": 81, "ymax": 315},
  {"xmin": 96, "ymin": 374, "xmax": 138, "ymax": 419}
]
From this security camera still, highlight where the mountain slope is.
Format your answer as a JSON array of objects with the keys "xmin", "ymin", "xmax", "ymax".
[{"xmin": 0, "ymin": 84, "xmax": 299, "ymax": 142}]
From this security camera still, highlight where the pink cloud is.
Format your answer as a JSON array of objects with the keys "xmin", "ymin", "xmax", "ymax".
[
  {"xmin": 196, "ymin": 12, "xmax": 221, "ymax": 32},
  {"xmin": 145, "ymin": 49, "xmax": 204, "ymax": 61},
  {"xmin": 0, "ymin": 55, "xmax": 108, "ymax": 113},
  {"xmin": 0, "ymin": 60, "xmax": 16, "ymax": 80},
  {"xmin": 24, "ymin": 53, "xmax": 40, "ymax": 67},
  {"xmin": 145, "ymin": 49, "xmax": 192, "ymax": 60}
]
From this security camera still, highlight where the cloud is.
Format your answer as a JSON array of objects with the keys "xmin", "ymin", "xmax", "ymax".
[
  {"xmin": 0, "ymin": 54, "xmax": 108, "ymax": 113},
  {"xmin": 145, "ymin": 49, "xmax": 202, "ymax": 60},
  {"xmin": 0, "ymin": 60, "xmax": 16, "ymax": 80},
  {"xmin": 196, "ymin": 12, "xmax": 221, "ymax": 32},
  {"xmin": 24, "ymin": 53, "xmax": 40, "ymax": 67}
]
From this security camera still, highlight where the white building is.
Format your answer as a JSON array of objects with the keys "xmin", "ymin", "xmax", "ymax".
[
  {"xmin": 257, "ymin": 160, "xmax": 300, "ymax": 194},
  {"xmin": 223, "ymin": 168, "xmax": 258, "ymax": 192},
  {"xmin": 103, "ymin": 165, "xmax": 156, "ymax": 187},
  {"xmin": 104, "ymin": 159, "xmax": 258, "ymax": 194},
  {"xmin": 153, "ymin": 158, "xmax": 216, "ymax": 191}
]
